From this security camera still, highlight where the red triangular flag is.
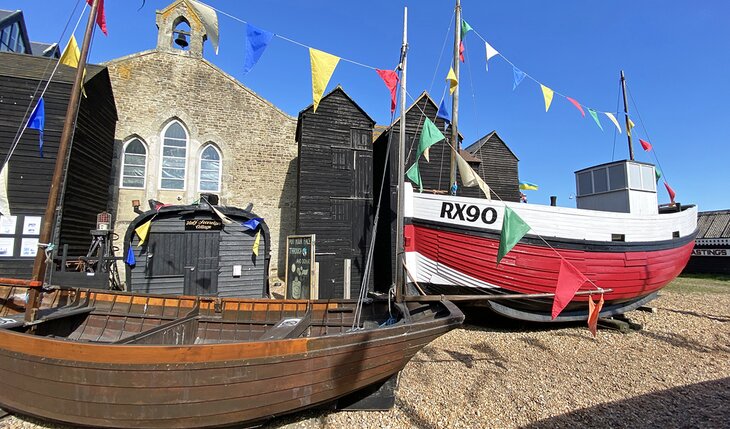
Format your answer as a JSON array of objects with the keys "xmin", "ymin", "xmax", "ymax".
[
  {"xmin": 587, "ymin": 294, "xmax": 604, "ymax": 337},
  {"xmin": 664, "ymin": 181, "xmax": 676, "ymax": 204},
  {"xmin": 639, "ymin": 139, "xmax": 652, "ymax": 151},
  {"xmin": 87, "ymin": 0, "xmax": 108, "ymax": 35},
  {"xmin": 459, "ymin": 40, "xmax": 465, "ymax": 62},
  {"xmin": 376, "ymin": 69, "xmax": 399, "ymax": 114},
  {"xmin": 552, "ymin": 259, "xmax": 588, "ymax": 319},
  {"xmin": 566, "ymin": 97, "xmax": 585, "ymax": 117}
]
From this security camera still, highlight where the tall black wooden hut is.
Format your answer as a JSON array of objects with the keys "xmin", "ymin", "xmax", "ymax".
[
  {"xmin": 124, "ymin": 200, "xmax": 270, "ymax": 297},
  {"xmin": 295, "ymin": 86, "xmax": 376, "ymax": 299},
  {"xmin": 463, "ymin": 131, "xmax": 521, "ymax": 202},
  {"xmin": 0, "ymin": 52, "xmax": 117, "ymax": 277},
  {"xmin": 683, "ymin": 210, "xmax": 730, "ymax": 275}
]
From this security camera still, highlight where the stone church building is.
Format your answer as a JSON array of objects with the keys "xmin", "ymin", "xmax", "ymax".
[{"xmin": 107, "ymin": 0, "xmax": 297, "ymax": 278}]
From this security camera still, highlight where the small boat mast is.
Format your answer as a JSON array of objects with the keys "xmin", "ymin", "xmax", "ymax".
[
  {"xmin": 395, "ymin": 7, "xmax": 408, "ymax": 302},
  {"xmin": 620, "ymin": 70, "xmax": 635, "ymax": 161},
  {"xmin": 449, "ymin": 0, "xmax": 461, "ymax": 193}
]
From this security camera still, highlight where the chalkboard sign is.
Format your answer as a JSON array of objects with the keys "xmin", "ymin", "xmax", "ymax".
[{"xmin": 285, "ymin": 235, "xmax": 315, "ymax": 299}]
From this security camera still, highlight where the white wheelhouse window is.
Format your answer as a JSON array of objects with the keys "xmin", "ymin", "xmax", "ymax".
[
  {"xmin": 121, "ymin": 138, "xmax": 147, "ymax": 189},
  {"xmin": 199, "ymin": 144, "xmax": 221, "ymax": 192},
  {"xmin": 160, "ymin": 121, "xmax": 188, "ymax": 190}
]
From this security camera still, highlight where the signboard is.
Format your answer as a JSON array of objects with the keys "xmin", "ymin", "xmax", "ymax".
[
  {"xmin": 285, "ymin": 235, "xmax": 315, "ymax": 299},
  {"xmin": 185, "ymin": 219, "xmax": 223, "ymax": 231},
  {"xmin": 692, "ymin": 248, "xmax": 729, "ymax": 257}
]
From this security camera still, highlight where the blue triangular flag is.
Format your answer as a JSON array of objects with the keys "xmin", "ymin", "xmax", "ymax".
[
  {"xmin": 27, "ymin": 97, "xmax": 45, "ymax": 157},
  {"xmin": 242, "ymin": 217, "xmax": 263, "ymax": 230},
  {"xmin": 125, "ymin": 246, "xmax": 136, "ymax": 266},
  {"xmin": 243, "ymin": 23, "xmax": 274, "ymax": 74},
  {"xmin": 436, "ymin": 98, "xmax": 451, "ymax": 126},
  {"xmin": 512, "ymin": 67, "xmax": 526, "ymax": 90}
]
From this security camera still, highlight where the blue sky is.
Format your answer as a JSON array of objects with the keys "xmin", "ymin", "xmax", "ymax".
[{"xmin": 5, "ymin": 0, "xmax": 729, "ymax": 211}]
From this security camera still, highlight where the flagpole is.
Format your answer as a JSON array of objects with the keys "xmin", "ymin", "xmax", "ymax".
[
  {"xmin": 620, "ymin": 70, "xmax": 635, "ymax": 161},
  {"xmin": 395, "ymin": 6, "xmax": 407, "ymax": 303},
  {"xmin": 450, "ymin": 0, "xmax": 461, "ymax": 193},
  {"xmin": 27, "ymin": 0, "xmax": 100, "ymax": 322}
]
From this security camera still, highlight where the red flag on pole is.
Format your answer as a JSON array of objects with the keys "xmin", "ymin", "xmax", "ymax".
[
  {"xmin": 552, "ymin": 259, "xmax": 588, "ymax": 319},
  {"xmin": 87, "ymin": 0, "xmax": 108, "ymax": 35},
  {"xmin": 587, "ymin": 294, "xmax": 604, "ymax": 337},
  {"xmin": 376, "ymin": 69, "xmax": 399, "ymax": 114},
  {"xmin": 639, "ymin": 139, "xmax": 652, "ymax": 151},
  {"xmin": 459, "ymin": 41, "xmax": 465, "ymax": 62},
  {"xmin": 664, "ymin": 182, "xmax": 676, "ymax": 204}
]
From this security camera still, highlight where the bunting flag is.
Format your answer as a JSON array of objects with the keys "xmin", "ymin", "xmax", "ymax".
[
  {"xmin": 459, "ymin": 20, "xmax": 472, "ymax": 63},
  {"xmin": 455, "ymin": 151, "xmax": 491, "ymax": 199},
  {"xmin": 242, "ymin": 23, "xmax": 273, "ymax": 74},
  {"xmin": 86, "ymin": 0, "xmax": 108, "ymax": 36},
  {"xmin": 135, "ymin": 220, "xmax": 152, "ymax": 247},
  {"xmin": 540, "ymin": 85, "xmax": 554, "ymax": 112},
  {"xmin": 519, "ymin": 181, "xmax": 538, "ymax": 191},
  {"xmin": 437, "ymin": 98, "xmax": 452, "ymax": 126},
  {"xmin": 497, "ymin": 207, "xmax": 530, "ymax": 265},
  {"xmin": 252, "ymin": 230, "xmax": 261, "ymax": 256},
  {"xmin": 587, "ymin": 294, "xmax": 604, "ymax": 337},
  {"xmin": 189, "ymin": 0, "xmax": 219, "ymax": 54},
  {"xmin": 588, "ymin": 108, "xmax": 603, "ymax": 131},
  {"xmin": 27, "ymin": 98, "xmax": 45, "ymax": 157},
  {"xmin": 376, "ymin": 69, "xmax": 399, "ymax": 114},
  {"xmin": 125, "ymin": 246, "xmax": 136, "ymax": 266},
  {"xmin": 484, "ymin": 41, "xmax": 499, "ymax": 71},
  {"xmin": 655, "ymin": 167, "xmax": 662, "ymax": 183},
  {"xmin": 310, "ymin": 48, "xmax": 340, "ymax": 112},
  {"xmin": 242, "ymin": 217, "xmax": 263, "ymax": 230},
  {"xmin": 60, "ymin": 35, "xmax": 87, "ymax": 97},
  {"xmin": 211, "ymin": 205, "xmax": 233, "ymax": 224},
  {"xmin": 639, "ymin": 138, "xmax": 652, "ymax": 152},
  {"xmin": 664, "ymin": 181, "xmax": 676, "ymax": 203},
  {"xmin": 512, "ymin": 66, "xmax": 526, "ymax": 90},
  {"xmin": 552, "ymin": 259, "xmax": 588, "ymax": 319},
  {"xmin": 0, "ymin": 164, "xmax": 9, "ymax": 217},
  {"xmin": 604, "ymin": 112, "xmax": 622, "ymax": 133},
  {"xmin": 459, "ymin": 41, "xmax": 465, "ymax": 63},
  {"xmin": 446, "ymin": 67, "xmax": 458, "ymax": 94},
  {"xmin": 627, "ymin": 118, "xmax": 635, "ymax": 136},
  {"xmin": 566, "ymin": 97, "xmax": 585, "ymax": 117},
  {"xmin": 405, "ymin": 118, "xmax": 446, "ymax": 191}
]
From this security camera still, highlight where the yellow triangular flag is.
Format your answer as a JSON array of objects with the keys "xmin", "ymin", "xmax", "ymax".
[
  {"xmin": 0, "ymin": 163, "xmax": 10, "ymax": 217},
  {"xmin": 540, "ymin": 85, "xmax": 554, "ymax": 112},
  {"xmin": 446, "ymin": 67, "xmax": 458, "ymax": 94},
  {"xmin": 310, "ymin": 48, "xmax": 340, "ymax": 113},
  {"xmin": 252, "ymin": 230, "xmax": 261, "ymax": 256},
  {"xmin": 627, "ymin": 118, "xmax": 635, "ymax": 136},
  {"xmin": 455, "ymin": 152, "xmax": 491, "ymax": 200},
  {"xmin": 60, "ymin": 35, "xmax": 87, "ymax": 97},
  {"xmin": 135, "ymin": 220, "xmax": 151, "ymax": 247},
  {"xmin": 604, "ymin": 112, "xmax": 622, "ymax": 133}
]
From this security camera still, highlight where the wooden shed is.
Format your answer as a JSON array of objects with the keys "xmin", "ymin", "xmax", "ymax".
[
  {"xmin": 463, "ymin": 131, "xmax": 521, "ymax": 202},
  {"xmin": 295, "ymin": 86, "xmax": 376, "ymax": 299},
  {"xmin": 123, "ymin": 201, "xmax": 270, "ymax": 298},
  {"xmin": 0, "ymin": 52, "xmax": 117, "ymax": 278},
  {"xmin": 683, "ymin": 210, "xmax": 730, "ymax": 275}
]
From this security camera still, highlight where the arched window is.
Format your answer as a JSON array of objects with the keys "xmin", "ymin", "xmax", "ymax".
[
  {"xmin": 160, "ymin": 121, "xmax": 188, "ymax": 190},
  {"xmin": 199, "ymin": 144, "xmax": 221, "ymax": 192},
  {"xmin": 121, "ymin": 138, "xmax": 147, "ymax": 188}
]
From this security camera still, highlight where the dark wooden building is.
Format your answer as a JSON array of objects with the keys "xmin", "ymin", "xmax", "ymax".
[
  {"xmin": 124, "ymin": 201, "xmax": 270, "ymax": 297},
  {"xmin": 0, "ymin": 52, "xmax": 117, "ymax": 278},
  {"xmin": 683, "ymin": 210, "xmax": 730, "ymax": 275},
  {"xmin": 295, "ymin": 87, "xmax": 376, "ymax": 299},
  {"xmin": 463, "ymin": 131, "xmax": 521, "ymax": 202}
]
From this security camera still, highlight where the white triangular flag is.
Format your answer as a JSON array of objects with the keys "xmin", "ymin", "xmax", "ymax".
[
  {"xmin": 485, "ymin": 41, "xmax": 499, "ymax": 71},
  {"xmin": 0, "ymin": 163, "xmax": 10, "ymax": 217},
  {"xmin": 604, "ymin": 112, "xmax": 622, "ymax": 133},
  {"xmin": 456, "ymin": 152, "xmax": 491, "ymax": 200},
  {"xmin": 211, "ymin": 204, "xmax": 233, "ymax": 224},
  {"xmin": 188, "ymin": 0, "xmax": 220, "ymax": 54}
]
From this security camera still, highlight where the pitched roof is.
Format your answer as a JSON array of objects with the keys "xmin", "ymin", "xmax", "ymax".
[
  {"xmin": 696, "ymin": 210, "xmax": 730, "ymax": 239},
  {"xmin": 30, "ymin": 41, "xmax": 59, "ymax": 58},
  {"xmin": 296, "ymin": 85, "xmax": 376, "ymax": 124},
  {"xmin": 465, "ymin": 130, "xmax": 519, "ymax": 161},
  {"xmin": 378, "ymin": 91, "xmax": 464, "ymax": 140}
]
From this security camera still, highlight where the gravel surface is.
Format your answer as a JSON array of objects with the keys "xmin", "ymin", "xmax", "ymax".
[{"xmin": 2, "ymin": 289, "xmax": 728, "ymax": 429}]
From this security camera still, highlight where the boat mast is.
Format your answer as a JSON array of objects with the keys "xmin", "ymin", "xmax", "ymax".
[
  {"xmin": 27, "ymin": 0, "xmax": 101, "ymax": 319},
  {"xmin": 449, "ymin": 0, "xmax": 461, "ymax": 192},
  {"xmin": 620, "ymin": 70, "xmax": 635, "ymax": 161},
  {"xmin": 395, "ymin": 7, "xmax": 408, "ymax": 303}
]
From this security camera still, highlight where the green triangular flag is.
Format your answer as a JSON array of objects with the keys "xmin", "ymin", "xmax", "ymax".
[
  {"xmin": 406, "ymin": 118, "xmax": 446, "ymax": 191},
  {"xmin": 497, "ymin": 207, "xmax": 531, "ymax": 265},
  {"xmin": 588, "ymin": 108, "xmax": 603, "ymax": 131},
  {"xmin": 405, "ymin": 162, "xmax": 422, "ymax": 192},
  {"xmin": 655, "ymin": 166, "xmax": 662, "ymax": 183},
  {"xmin": 461, "ymin": 20, "xmax": 473, "ymax": 40}
]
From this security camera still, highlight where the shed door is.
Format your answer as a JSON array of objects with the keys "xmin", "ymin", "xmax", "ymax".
[{"xmin": 183, "ymin": 232, "xmax": 220, "ymax": 296}]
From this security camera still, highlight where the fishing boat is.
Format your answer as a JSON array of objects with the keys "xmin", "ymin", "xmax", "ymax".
[
  {"xmin": 0, "ymin": 2, "xmax": 463, "ymax": 427},
  {"xmin": 398, "ymin": 0, "xmax": 698, "ymax": 322}
]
